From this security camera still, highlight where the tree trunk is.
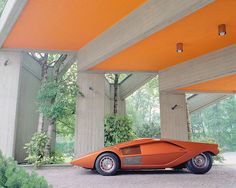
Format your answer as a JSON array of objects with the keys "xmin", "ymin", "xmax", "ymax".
[
  {"xmin": 113, "ymin": 74, "xmax": 119, "ymax": 115},
  {"xmin": 45, "ymin": 57, "xmax": 64, "ymax": 155},
  {"xmin": 37, "ymin": 54, "xmax": 49, "ymax": 132},
  {"xmin": 37, "ymin": 113, "xmax": 44, "ymax": 132},
  {"xmin": 45, "ymin": 117, "xmax": 56, "ymax": 157}
]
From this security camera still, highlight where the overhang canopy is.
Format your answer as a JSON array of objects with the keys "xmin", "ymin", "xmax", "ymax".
[
  {"xmin": 3, "ymin": 0, "xmax": 146, "ymax": 51},
  {"xmin": 1, "ymin": 0, "xmax": 236, "ymax": 94},
  {"xmin": 178, "ymin": 74, "xmax": 236, "ymax": 93},
  {"xmin": 91, "ymin": 0, "xmax": 236, "ymax": 72}
]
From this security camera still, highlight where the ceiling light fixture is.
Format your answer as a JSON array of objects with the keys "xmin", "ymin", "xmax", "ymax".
[
  {"xmin": 218, "ymin": 24, "xmax": 226, "ymax": 36},
  {"xmin": 176, "ymin": 43, "xmax": 183, "ymax": 53}
]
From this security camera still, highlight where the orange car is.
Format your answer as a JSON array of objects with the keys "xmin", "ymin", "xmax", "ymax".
[{"xmin": 71, "ymin": 138, "xmax": 219, "ymax": 176}]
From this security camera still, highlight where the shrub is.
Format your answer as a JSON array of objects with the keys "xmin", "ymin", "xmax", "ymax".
[
  {"xmin": 0, "ymin": 151, "xmax": 51, "ymax": 188},
  {"xmin": 24, "ymin": 132, "xmax": 65, "ymax": 167},
  {"xmin": 104, "ymin": 115, "xmax": 136, "ymax": 146}
]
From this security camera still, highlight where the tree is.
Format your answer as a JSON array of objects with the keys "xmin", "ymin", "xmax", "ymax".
[
  {"xmin": 28, "ymin": 53, "xmax": 80, "ymax": 156},
  {"xmin": 191, "ymin": 95, "xmax": 236, "ymax": 152},
  {"xmin": 28, "ymin": 53, "xmax": 66, "ymax": 132},
  {"xmin": 126, "ymin": 76, "xmax": 161, "ymax": 138},
  {"xmin": 105, "ymin": 74, "xmax": 129, "ymax": 115}
]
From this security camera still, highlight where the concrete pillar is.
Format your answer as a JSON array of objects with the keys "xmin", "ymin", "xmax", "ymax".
[
  {"xmin": 159, "ymin": 92, "xmax": 188, "ymax": 141},
  {"xmin": 0, "ymin": 51, "xmax": 22, "ymax": 157},
  {"xmin": 75, "ymin": 73, "xmax": 105, "ymax": 157},
  {"xmin": 0, "ymin": 51, "xmax": 41, "ymax": 161},
  {"xmin": 14, "ymin": 54, "xmax": 41, "ymax": 162}
]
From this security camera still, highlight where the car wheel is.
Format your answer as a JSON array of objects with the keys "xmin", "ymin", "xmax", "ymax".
[
  {"xmin": 95, "ymin": 153, "xmax": 119, "ymax": 176},
  {"xmin": 186, "ymin": 152, "xmax": 213, "ymax": 174}
]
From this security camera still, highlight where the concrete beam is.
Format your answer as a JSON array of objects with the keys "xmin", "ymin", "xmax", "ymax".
[
  {"xmin": 77, "ymin": 0, "xmax": 213, "ymax": 71},
  {"xmin": 0, "ymin": 0, "xmax": 28, "ymax": 47},
  {"xmin": 159, "ymin": 45, "xmax": 236, "ymax": 92},
  {"xmin": 187, "ymin": 93, "xmax": 228, "ymax": 113},
  {"xmin": 120, "ymin": 73, "xmax": 156, "ymax": 99},
  {"xmin": 58, "ymin": 52, "xmax": 77, "ymax": 75}
]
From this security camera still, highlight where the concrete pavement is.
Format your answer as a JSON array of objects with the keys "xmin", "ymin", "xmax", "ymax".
[{"xmin": 26, "ymin": 165, "xmax": 236, "ymax": 188}]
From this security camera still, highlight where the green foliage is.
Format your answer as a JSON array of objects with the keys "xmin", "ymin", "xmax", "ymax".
[
  {"xmin": 37, "ymin": 64, "xmax": 80, "ymax": 138},
  {"xmin": 126, "ymin": 76, "xmax": 160, "ymax": 138},
  {"xmin": 136, "ymin": 123, "xmax": 161, "ymax": 138},
  {"xmin": 0, "ymin": 0, "xmax": 7, "ymax": 17},
  {"xmin": 24, "ymin": 132, "xmax": 49, "ymax": 166},
  {"xmin": 0, "ymin": 151, "xmax": 51, "ymax": 187},
  {"xmin": 104, "ymin": 115, "xmax": 136, "ymax": 146},
  {"xmin": 24, "ymin": 132, "xmax": 65, "ymax": 167},
  {"xmin": 191, "ymin": 95, "xmax": 236, "ymax": 152},
  {"xmin": 55, "ymin": 137, "xmax": 74, "ymax": 159}
]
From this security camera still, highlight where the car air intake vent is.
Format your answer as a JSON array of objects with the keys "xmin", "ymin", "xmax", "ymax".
[{"xmin": 121, "ymin": 146, "xmax": 141, "ymax": 155}]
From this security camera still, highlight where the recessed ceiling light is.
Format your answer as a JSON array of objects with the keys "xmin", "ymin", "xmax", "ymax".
[
  {"xmin": 176, "ymin": 43, "xmax": 183, "ymax": 53},
  {"xmin": 218, "ymin": 24, "xmax": 226, "ymax": 36}
]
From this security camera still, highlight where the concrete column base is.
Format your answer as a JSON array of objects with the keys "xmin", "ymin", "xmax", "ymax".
[{"xmin": 160, "ymin": 92, "xmax": 188, "ymax": 141}]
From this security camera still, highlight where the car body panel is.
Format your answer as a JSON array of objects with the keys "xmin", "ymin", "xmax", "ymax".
[{"xmin": 71, "ymin": 138, "xmax": 219, "ymax": 170}]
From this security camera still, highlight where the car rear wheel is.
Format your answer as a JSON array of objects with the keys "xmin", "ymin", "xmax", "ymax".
[
  {"xmin": 186, "ymin": 152, "xmax": 213, "ymax": 174},
  {"xmin": 95, "ymin": 153, "xmax": 119, "ymax": 176}
]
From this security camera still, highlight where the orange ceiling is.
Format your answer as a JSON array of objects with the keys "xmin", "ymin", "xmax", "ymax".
[
  {"xmin": 91, "ymin": 0, "xmax": 236, "ymax": 72},
  {"xmin": 3, "ymin": 0, "xmax": 146, "ymax": 51},
  {"xmin": 177, "ymin": 74, "xmax": 236, "ymax": 93}
]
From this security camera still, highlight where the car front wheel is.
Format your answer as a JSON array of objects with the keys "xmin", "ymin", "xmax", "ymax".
[
  {"xmin": 95, "ymin": 153, "xmax": 119, "ymax": 176},
  {"xmin": 186, "ymin": 152, "xmax": 213, "ymax": 174}
]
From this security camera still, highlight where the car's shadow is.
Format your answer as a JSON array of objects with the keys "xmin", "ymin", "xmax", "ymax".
[{"xmin": 85, "ymin": 169, "xmax": 190, "ymax": 176}]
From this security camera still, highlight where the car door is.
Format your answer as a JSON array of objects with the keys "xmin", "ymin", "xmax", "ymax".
[{"xmin": 140, "ymin": 140, "xmax": 187, "ymax": 166}]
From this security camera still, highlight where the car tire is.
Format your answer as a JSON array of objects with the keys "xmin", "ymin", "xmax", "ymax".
[
  {"xmin": 173, "ymin": 163, "xmax": 186, "ymax": 170},
  {"xmin": 95, "ymin": 153, "xmax": 119, "ymax": 176},
  {"xmin": 186, "ymin": 152, "xmax": 213, "ymax": 174}
]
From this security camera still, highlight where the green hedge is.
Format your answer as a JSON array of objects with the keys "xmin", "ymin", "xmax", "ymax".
[
  {"xmin": 0, "ymin": 151, "xmax": 51, "ymax": 188},
  {"xmin": 104, "ymin": 115, "xmax": 136, "ymax": 146}
]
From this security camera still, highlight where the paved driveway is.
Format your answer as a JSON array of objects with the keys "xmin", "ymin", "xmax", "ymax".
[{"xmin": 26, "ymin": 165, "xmax": 236, "ymax": 188}]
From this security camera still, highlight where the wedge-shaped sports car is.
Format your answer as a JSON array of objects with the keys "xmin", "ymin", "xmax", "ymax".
[{"xmin": 71, "ymin": 138, "xmax": 219, "ymax": 176}]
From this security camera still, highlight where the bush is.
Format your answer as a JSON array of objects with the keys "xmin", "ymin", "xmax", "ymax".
[
  {"xmin": 24, "ymin": 132, "xmax": 65, "ymax": 167},
  {"xmin": 0, "ymin": 151, "xmax": 51, "ymax": 188},
  {"xmin": 104, "ymin": 115, "xmax": 136, "ymax": 146}
]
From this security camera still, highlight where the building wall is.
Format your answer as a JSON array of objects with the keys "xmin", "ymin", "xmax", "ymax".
[{"xmin": 0, "ymin": 51, "xmax": 22, "ymax": 157}]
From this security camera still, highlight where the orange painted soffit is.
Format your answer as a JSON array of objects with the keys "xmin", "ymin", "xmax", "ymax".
[
  {"xmin": 91, "ymin": 0, "xmax": 236, "ymax": 72},
  {"xmin": 177, "ymin": 74, "xmax": 236, "ymax": 93},
  {"xmin": 3, "ymin": 0, "xmax": 146, "ymax": 51}
]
